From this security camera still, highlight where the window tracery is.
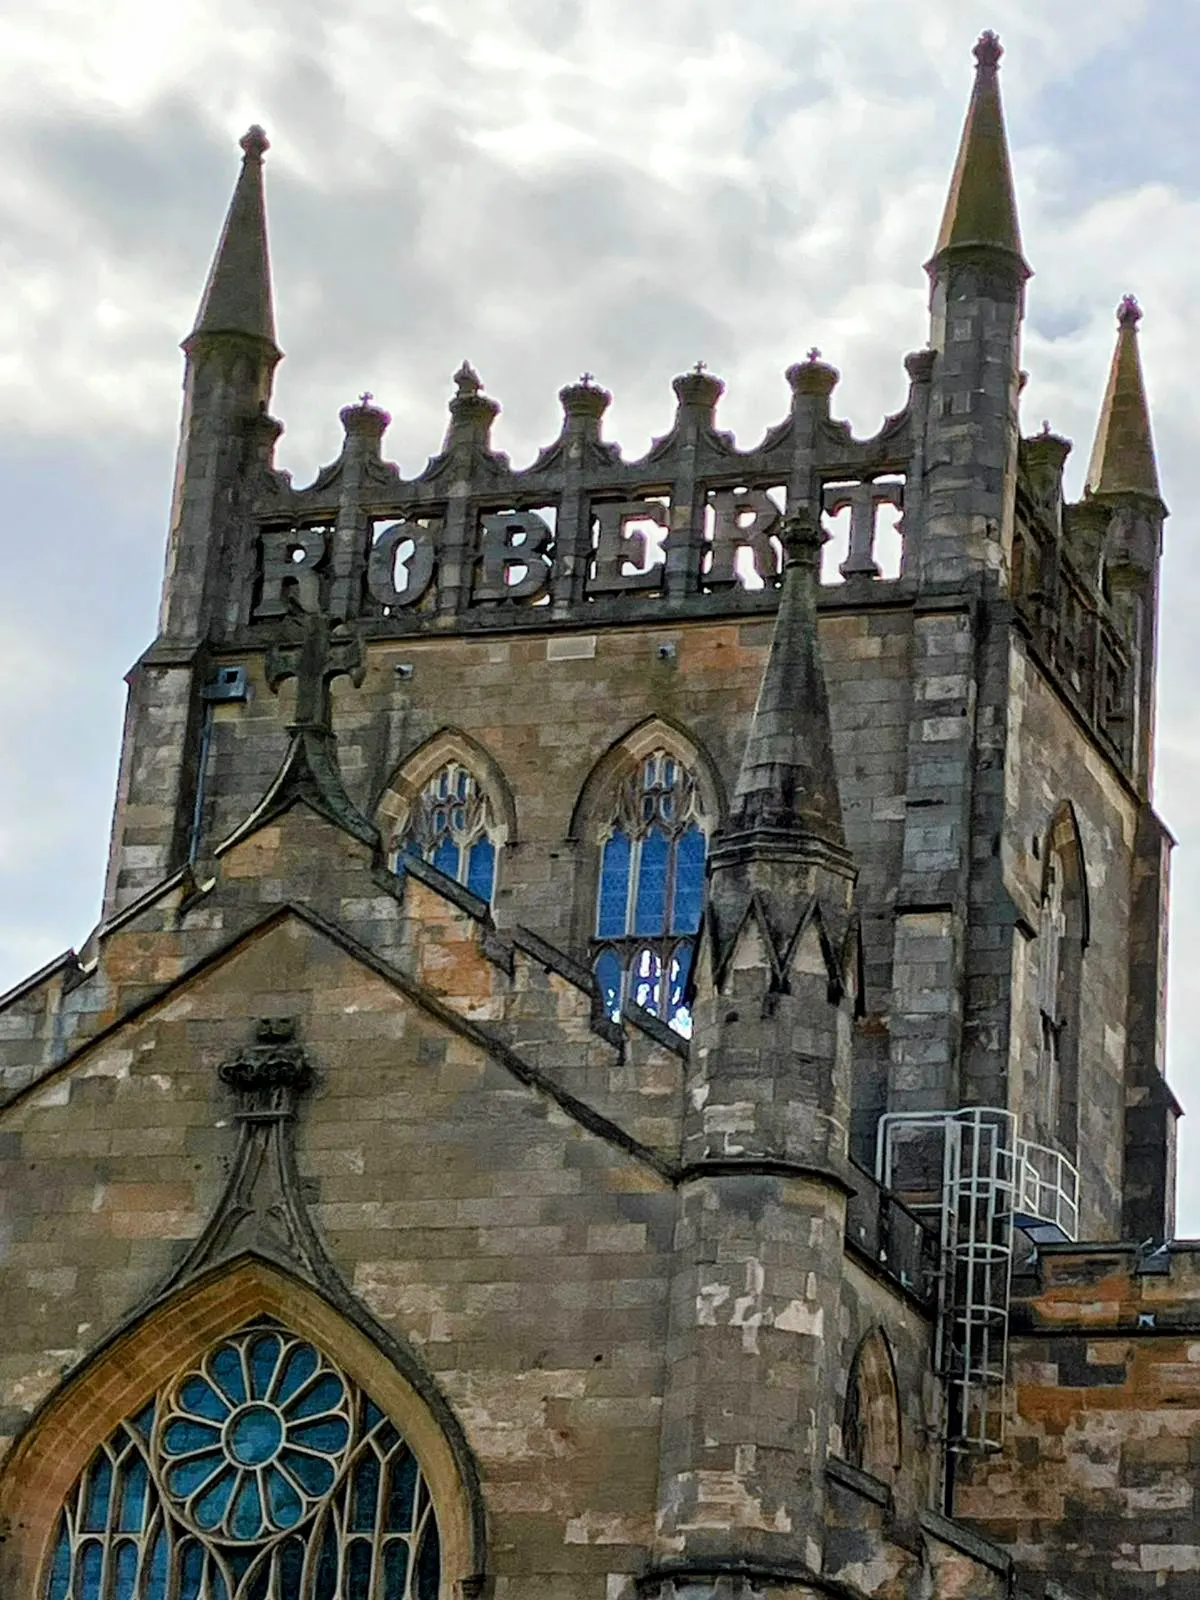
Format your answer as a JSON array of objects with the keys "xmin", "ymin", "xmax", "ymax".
[
  {"xmin": 43, "ymin": 1322, "xmax": 440, "ymax": 1600},
  {"xmin": 395, "ymin": 761, "xmax": 498, "ymax": 904},
  {"xmin": 1035, "ymin": 805, "xmax": 1088, "ymax": 1157},
  {"xmin": 591, "ymin": 749, "xmax": 708, "ymax": 1035}
]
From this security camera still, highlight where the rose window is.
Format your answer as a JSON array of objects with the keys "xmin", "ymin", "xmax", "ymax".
[
  {"xmin": 161, "ymin": 1330, "xmax": 352, "ymax": 1541},
  {"xmin": 42, "ymin": 1321, "xmax": 441, "ymax": 1600}
]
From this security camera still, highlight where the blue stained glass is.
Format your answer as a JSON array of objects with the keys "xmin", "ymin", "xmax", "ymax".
[
  {"xmin": 376, "ymin": 1421, "xmax": 401, "ymax": 1454},
  {"xmin": 384, "ymin": 1540, "xmax": 410, "ymax": 1598},
  {"xmin": 79, "ymin": 1540, "xmax": 103, "ymax": 1600},
  {"xmin": 194, "ymin": 1466, "xmax": 236, "ymax": 1530},
  {"xmin": 226, "ymin": 1548, "xmax": 255, "ymax": 1587},
  {"xmin": 314, "ymin": 1520, "xmax": 339, "ymax": 1600},
  {"xmin": 248, "ymin": 1334, "xmax": 283, "ymax": 1399},
  {"xmin": 146, "ymin": 1527, "xmax": 169, "ymax": 1600},
  {"xmin": 209, "ymin": 1346, "xmax": 246, "ymax": 1406},
  {"xmin": 46, "ymin": 1524, "xmax": 70, "ymax": 1600},
  {"xmin": 228, "ymin": 1405, "xmax": 284, "ymax": 1467},
  {"xmin": 350, "ymin": 1453, "xmax": 380, "ymax": 1531},
  {"xmin": 279, "ymin": 1539, "xmax": 306, "ymax": 1600},
  {"xmin": 117, "ymin": 1457, "xmax": 148, "ymax": 1530},
  {"xmin": 180, "ymin": 1377, "xmax": 228, "ymax": 1422},
  {"xmin": 417, "ymin": 1519, "xmax": 442, "ymax": 1600},
  {"xmin": 288, "ymin": 1415, "xmax": 350, "ymax": 1454},
  {"xmin": 365, "ymin": 1400, "xmax": 385, "ymax": 1430},
  {"xmin": 244, "ymin": 1562, "xmax": 270, "ymax": 1600},
  {"xmin": 166, "ymin": 1451, "xmax": 223, "ymax": 1498},
  {"xmin": 179, "ymin": 1542, "xmax": 205, "ymax": 1600},
  {"xmin": 432, "ymin": 835, "xmax": 460, "ymax": 879},
  {"xmin": 275, "ymin": 1345, "xmax": 319, "ymax": 1404},
  {"xmin": 671, "ymin": 825, "xmax": 706, "ymax": 934},
  {"xmin": 266, "ymin": 1467, "xmax": 302, "ymax": 1529},
  {"xmin": 466, "ymin": 836, "xmax": 496, "ymax": 901},
  {"xmin": 596, "ymin": 831, "xmax": 632, "ymax": 936},
  {"xmin": 82, "ymin": 1459, "xmax": 112, "ymax": 1531},
  {"xmin": 231, "ymin": 1474, "xmax": 264, "ymax": 1539},
  {"xmin": 633, "ymin": 828, "xmax": 669, "ymax": 936},
  {"xmin": 385, "ymin": 1450, "xmax": 418, "ymax": 1532},
  {"xmin": 348, "ymin": 1539, "xmax": 373, "ymax": 1590},
  {"xmin": 280, "ymin": 1448, "xmax": 336, "ymax": 1497},
  {"xmin": 131, "ymin": 1402, "xmax": 157, "ymax": 1440},
  {"xmin": 113, "ymin": 1539, "xmax": 138, "ymax": 1600},
  {"xmin": 163, "ymin": 1419, "xmax": 219, "ymax": 1457},
  {"xmin": 593, "ymin": 949, "xmax": 622, "ymax": 1022},
  {"xmin": 288, "ymin": 1374, "xmax": 344, "ymax": 1420}
]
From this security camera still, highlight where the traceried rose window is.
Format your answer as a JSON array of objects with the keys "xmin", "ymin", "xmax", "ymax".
[
  {"xmin": 395, "ymin": 762, "xmax": 497, "ymax": 904},
  {"xmin": 43, "ymin": 1322, "xmax": 441, "ymax": 1600},
  {"xmin": 591, "ymin": 750, "xmax": 707, "ymax": 1036}
]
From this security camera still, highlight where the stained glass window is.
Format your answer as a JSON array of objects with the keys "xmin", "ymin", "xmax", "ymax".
[
  {"xmin": 42, "ymin": 1322, "xmax": 441, "ymax": 1600},
  {"xmin": 394, "ymin": 762, "xmax": 498, "ymax": 905},
  {"xmin": 591, "ymin": 750, "xmax": 708, "ymax": 1036}
]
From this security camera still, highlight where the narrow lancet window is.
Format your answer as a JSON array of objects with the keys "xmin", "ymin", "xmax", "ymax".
[
  {"xmin": 395, "ymin": 761, "xmax": 499, "ymax": 905},
  {"xmin": 1034, "ymin": 805, "xmax": 1088, "ymax": 1158},
  {"xmin": 591, "ymin": 750, "xmax": 708, "ymax": 1035},
  {"xmin": 42, "ymin": 1322, "xmax": 441, "ymax": 1600}
]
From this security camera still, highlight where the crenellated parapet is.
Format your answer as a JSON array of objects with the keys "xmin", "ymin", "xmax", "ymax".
[{"xmin": 236, "ymin": 351, "xmax": 923, "ymax": 639}]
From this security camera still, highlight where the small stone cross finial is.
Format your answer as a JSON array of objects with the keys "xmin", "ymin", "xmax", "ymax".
[
  {"xmin": 358, "ymin": 391, "xmax": 374, "ymax": 408},
  {"xmin": 806, "ymin": 346, "xmax": 822, "ymax": 363},
  {"xmin": 266, "ymin": 605, "xmax": 365, "ymax": 733},
  {"xmin": 693, "ymin": 359, "xmax": 707, "ymax": 374},
  {"xmin": 579, "ymin": 371, "xmax": 595, "ymax": 387},
  {"xmin": 1118, "ymin": 293, "xmax": 1142, "ymax": 328},
  {"xmin": 240, "ymin": 125, "xmax": 270, "ymax": 161},
  {"xmin": 1041, "ymin": 419, "xmax": 1052, "ymax": 435},
  {"xmin": 454, "ymin": 360, "xmax": 482, "ymax": 398},
  {"xmin": 974, "ymin": 31, "xmax": 1002, "ymax": 71}
]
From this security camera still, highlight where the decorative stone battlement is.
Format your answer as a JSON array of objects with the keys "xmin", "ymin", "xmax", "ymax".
[{"xmin": 237, "ymin": 353, "xmax": 922, "ymax": 638}]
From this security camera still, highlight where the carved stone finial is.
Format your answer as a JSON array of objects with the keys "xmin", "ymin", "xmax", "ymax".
[
  {"xmin": 673, "ymin": 367, "xmax": 725, "ymax": 411},
  {"xmin": 240, "ymin": 124, "xmax": 270, "ymax": 161},
  {"xmin": 974, "ymin": 30, "xmax": 1002, "ymax": 72},
  {"xmin": 219, "ymin": 1018, "xmax": 313, "ymax": 1108},
  {"xmin": 693, "ymin": 359, "xmax": 707, "ymax": 374},
  {"xmin": 454, "ymin": 360, "xmax": 483, "ymax": 398},
  {"xmin": 340, "ymin": 393, "xmax": 391, "ymax": 441},
  {"xmin": 560, "ymin": 374, "xmax": 612, "ymax": 421},
  {"xmin": 787, "ymin": 354, "xmax": 839, "ymax": 400},
  {"xmin": 1118, "ymin": 293, "xmax": 1142, "ymax": 329},
  {"xmin": 780, "ymin": 508, "xmax": 827, "ymax": 570}
]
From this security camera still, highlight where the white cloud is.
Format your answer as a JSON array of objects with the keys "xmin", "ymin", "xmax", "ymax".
[{"xmin": 2, "ymin": 0, "xmax": 1199, "ymax": 1227}]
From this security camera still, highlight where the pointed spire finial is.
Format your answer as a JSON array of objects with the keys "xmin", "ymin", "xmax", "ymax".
[
  {"xmin": 188, "ymin": 125, "xmax": 279, "ymax": 353},
  {"xmin": 454, "ymin": 360, "xmax": 483, "ymax": 398},
  {"xmin": 974, "ymin": 30, "xmax": 1002, "ymax": 71},
  {"xmin": 715, "ymin": 507, "xmax": 849, "ymax": 862},
  {"xmin": 1085, "ymin": 295, "xmax": 1162, "ymax": 501},
  {"xmin": 930, "ymin": 31, "xmax": 1028, "ymax": 273},
  {"xmin": 240, "ymin": 125, "xmax": 269, "ymax": 161}
]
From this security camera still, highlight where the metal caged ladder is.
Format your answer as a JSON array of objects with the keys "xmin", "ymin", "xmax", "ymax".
[{"xmin": 876, "ymin": 1107, "xmax": 1079, "ymax": 1455}]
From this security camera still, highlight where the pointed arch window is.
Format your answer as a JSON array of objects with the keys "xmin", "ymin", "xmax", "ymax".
[
  {"xmin": 1036, "ymin": 806, "xmax": 1088, "ymax": 1158},
  {"xmin": 394, "ymin": 761, "xmax": 498, "ymax": 904},
  {"xmin": 42, "ymin": 1321, "xmax": 440, "ymax": 1600},
  {"xmin": 592, "ymin": 749, "xmax": 708, "ymax": 1036}
]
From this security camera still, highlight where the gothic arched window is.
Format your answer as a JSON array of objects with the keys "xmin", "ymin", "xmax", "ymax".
[
  {"xmin": 591, "ymin": 749, "xmax": 708, "ymax": 1035},
  {"xmin": 41, "ymin": 1321, "xmax": 440, "ymax": 1600},
  {"xmin": 1036, "ymin": 804, "xmax": 1089, "ymax": 1157},
  {"xmin": 842, "ymin": 1327, "xmax": 901, "ymax": 1481},
  {"xmin": 395, "ymin": 761, "xmax": 498, "ymax": 904}
]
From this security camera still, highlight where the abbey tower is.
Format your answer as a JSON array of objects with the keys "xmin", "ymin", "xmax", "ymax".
[{"xmin": 0, "ymin": 33, "xmax": 1192, "ymax": 1600}]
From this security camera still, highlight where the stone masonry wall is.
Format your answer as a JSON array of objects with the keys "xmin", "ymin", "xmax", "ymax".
[{"xmin": 1001, "ymin": 636, "xmax": 1140, "ymax": 1237}]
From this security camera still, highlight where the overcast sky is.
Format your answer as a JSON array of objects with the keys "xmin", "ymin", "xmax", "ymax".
[{"xmin": 3, "ymin": 0, "xmax": 1199, "ymax": 1226}]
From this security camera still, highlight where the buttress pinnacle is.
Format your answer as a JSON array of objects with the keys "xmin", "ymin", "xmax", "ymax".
[
  {"xmin": 1085, "ymin": 296, "xmax": 1162, "ymax": 502},
  {"xmin": 188, "ymin": 125, "xmax": 280, "ymax": 354}
]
